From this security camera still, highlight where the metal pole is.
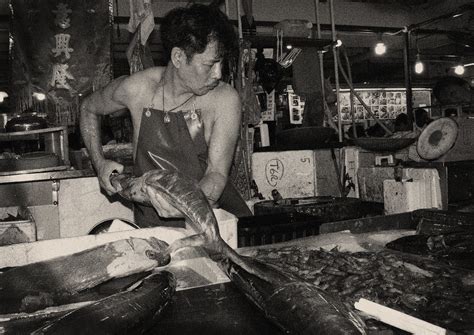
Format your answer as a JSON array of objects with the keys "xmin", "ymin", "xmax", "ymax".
[
  {"xmin": 225, "ymin": 0, "xmax": 230, "ymax": 17},
  {"xmin": 403, "ymin": 28, "xmax": 413, "ymax": 124},
  {"xmin": 235, "ymin": 0, "xmax": 243, "ymax": 39},
  {"xmin": 329, "ymin": 0, "xmax": 342, "ymax": 142},
  {"xmin": 407, "ymin": 5, "xmax": 470, "ymax": 32},
  {"xmin": 314, "ymin": 0, "xmax": 326, "ymax": 108}
]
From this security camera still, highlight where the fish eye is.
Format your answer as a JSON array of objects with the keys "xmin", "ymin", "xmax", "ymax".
[{"xmin": 145, "ymin": 249, "xmax": 157, "ymax": 259}]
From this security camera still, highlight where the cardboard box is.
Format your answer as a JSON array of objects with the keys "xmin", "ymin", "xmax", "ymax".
[{"xmin": 251, "ymin": 149, "xmax": 341, "ymax": 200}]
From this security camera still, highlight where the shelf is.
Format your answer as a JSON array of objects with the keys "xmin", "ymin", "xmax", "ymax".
[
  {"xmin": 0, "ymin": 126, "xmax": 67, "ymax": 141},
  {"xmin": 245, "ymin": 35, "xmax": 334, "ymax": 50}
]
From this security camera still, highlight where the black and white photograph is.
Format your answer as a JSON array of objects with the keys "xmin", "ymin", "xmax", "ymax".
[{"xmin": 0, "ymin": 0, "xmax": 473, "ymax": 334}]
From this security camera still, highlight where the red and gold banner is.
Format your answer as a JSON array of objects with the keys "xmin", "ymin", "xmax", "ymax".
[{"xmin": 10, "ymin": 0, "xmax": 113, "ymax": 126}]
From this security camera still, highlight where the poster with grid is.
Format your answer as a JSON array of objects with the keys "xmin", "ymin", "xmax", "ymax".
[{"xmin": 336, "ymin": 89, "xmax": 430, "ymax": 123}]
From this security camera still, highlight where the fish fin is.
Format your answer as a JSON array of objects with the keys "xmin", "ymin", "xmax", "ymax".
[
  {"xmin": 348, "ymin": 311, "xmax": 367, "ymax": 334},
  {"xmin": 148, "ymin": 152, "xmax": 179, "ymax": 171}
]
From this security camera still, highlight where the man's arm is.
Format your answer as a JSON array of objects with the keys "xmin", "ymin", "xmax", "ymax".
[
  {"xmin": 80, "ymin": 76, "xmax": 129, "ymax": 195},
  {"xmin": 199, "ymin": 84, "xmax": 242, "ymax": 206}
]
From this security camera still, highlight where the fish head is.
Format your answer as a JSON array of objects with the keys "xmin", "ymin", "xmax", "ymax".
[
  {"xmin": 111, "ymin": 173, "xmax": 151, "ymax": 205},
  {"xmin": 128, "ymin": 237, "xmax": 171, "ymax": 267},
  {"xmin": 145, "ymin": 237, "xmax": 171, "ymax": 266}
]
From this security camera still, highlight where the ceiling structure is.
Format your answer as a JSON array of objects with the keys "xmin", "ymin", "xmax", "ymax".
[
  {"xmin": 109, "ymin": 0, "xmax": 474, "ymax": 90},
  {"xmin": 0, "ymin": 0, "xmax": 473, "ymax": 98}
]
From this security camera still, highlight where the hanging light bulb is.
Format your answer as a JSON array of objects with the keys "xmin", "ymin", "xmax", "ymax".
[
  {"xmin": 454, "ymin": 64, "xmax": 465, "ymax": 75},
  {"xmin": 33, "ymin": 92, "xmax": 46, "ymax": 101},
  {"xmin": 414, "ymin": 54, "xmax": 424, "ymax": 74},
  {"xmin": 374, "ymin": 42, "xmax": 386, "ymax": 56}
]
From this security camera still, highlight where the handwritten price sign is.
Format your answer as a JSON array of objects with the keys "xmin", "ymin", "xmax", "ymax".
[{"xmin": 265, "ymin": 159, "xmax": 284, "ymax": 187}]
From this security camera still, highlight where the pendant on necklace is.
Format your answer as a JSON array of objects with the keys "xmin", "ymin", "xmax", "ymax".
[
  {"xmin": 145, "ymin": 103, "xmax": 154, "ymax": 117},
  {"xmin": 164, "ymin": 111, "xmax": 171, "ymax": 123}
]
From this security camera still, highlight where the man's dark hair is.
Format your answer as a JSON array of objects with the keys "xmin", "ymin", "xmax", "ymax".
[
  {"xmin": 160, "ymin": 4, "xmax": 237, "ymax": 62},
  {"xmin": 433, "ymin": 76, "xmax": 471, "ymax": 103}
]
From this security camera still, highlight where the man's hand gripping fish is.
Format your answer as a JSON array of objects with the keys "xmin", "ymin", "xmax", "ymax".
[{"xmin": 110, "ymin": 170, "xmax": 245, "ymax": 266}]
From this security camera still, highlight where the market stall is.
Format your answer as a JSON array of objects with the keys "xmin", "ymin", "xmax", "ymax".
[{"xmin": 0, "ymin": 0, "xmax": 473, "ymax": 334}]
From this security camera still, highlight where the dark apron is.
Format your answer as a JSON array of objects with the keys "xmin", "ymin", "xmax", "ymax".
[{"xmin": 133, "ymin": 107, "xmax": 251, "ymax": 228}]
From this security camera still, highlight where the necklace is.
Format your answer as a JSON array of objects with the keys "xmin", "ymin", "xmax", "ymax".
[
  {"xmin": 162, "ymin": 84, "xmax": 195, "ymax": 123},
  {"xmin": 145, "ymin": 71, "xmax": 195, "ymax": 123}
]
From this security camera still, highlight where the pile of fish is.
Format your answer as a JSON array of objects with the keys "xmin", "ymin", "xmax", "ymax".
[{"xmin": 252, "ymin": 245, "xmax": 474, "ymax": 333}]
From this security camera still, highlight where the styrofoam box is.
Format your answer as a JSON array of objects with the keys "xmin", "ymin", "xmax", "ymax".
[
  {"xmin": 214, "ymin": 209, "xmax": 238, "ymax": 249},
  {"xmin": 359, "ymin": 167, "xmax": 442, "ymax": 209},
  {"xmin": 251, "ymin": 149, "xmax": 341, "ymax": 200},
  {"xmin": 383, "ymin": 179, "xmax": 434, "ymax": 214}
]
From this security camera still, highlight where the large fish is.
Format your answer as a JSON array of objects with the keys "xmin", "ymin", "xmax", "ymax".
[
  {"xmin": 111, "ymin": 171, "xmax": 251, "ymax": 270},
  {"xmin": 222, "ymin": 256, "xmax": 367, "ymax": 334},
  {"xmin": 32, "ymin": 271, "xmax": 176, "ymax": 334},
  {"xmin": 0, "ymin": 271, "xmax": 153, "ymax": 334},
  {"xmin": 113, "ymin": 170, "xmax": 367, "ymax": 334},
  {"xmin": 0, "ymin": 237, "xmax": 169, "ymax": 314}
]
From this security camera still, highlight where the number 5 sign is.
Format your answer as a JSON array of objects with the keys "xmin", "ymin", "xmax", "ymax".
[{"xmin": 252, "ymin": 151, "xmax": 317, "ymax": 200}]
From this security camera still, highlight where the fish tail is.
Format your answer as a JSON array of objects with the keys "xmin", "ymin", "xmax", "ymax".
[
  {"xmin": 219, "ymin": 242, "xmax": 277, "ymax": 283},
  {"xmin": 167, "ymin": 232, "xmax": 208, "ymax": 255}
]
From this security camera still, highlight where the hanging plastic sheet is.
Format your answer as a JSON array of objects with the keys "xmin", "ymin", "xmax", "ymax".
[{"xmin": 126, "ymin": 0, "xmax": 155, "ymax": 73}]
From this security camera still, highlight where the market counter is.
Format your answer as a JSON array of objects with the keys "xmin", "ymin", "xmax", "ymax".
[
  {"xmin": 0, "ymin": 167, "xmax": 134, "ymax": 242},
  {"xmin": 0, "ymin": 168, "xmax": 97, "ymax": 184},
  {"xmin": 2, "ymin": 209, "xmax": 472, "ymax": 333}
]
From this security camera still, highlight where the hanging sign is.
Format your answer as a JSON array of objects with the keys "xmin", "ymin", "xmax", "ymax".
[{"xmin": 10, "ymin": 0, "xmax": 112, "ymax": 126}]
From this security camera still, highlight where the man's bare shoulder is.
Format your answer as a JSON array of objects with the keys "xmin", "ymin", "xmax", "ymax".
[
  {"xmin": 203, "ymin": 81, "xmax": 240, "ymax": 109},
  {"xmin": 198, "ymin": 82, "xmax": 241, "ymax": 130},
  {"xmin": 110, "ymin": 68, "xmax": 164, "ymax": 108},
  {"xmin": 119, "ymin": 68, "xmax": 164, "ymax": 94},
  {"xmin": 212, "ymin": 81, "xmax": 239, "ymax": 97}
]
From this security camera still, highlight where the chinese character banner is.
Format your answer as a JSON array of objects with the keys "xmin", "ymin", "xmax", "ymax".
[{"xmin": 10, "ymin": 0, "xmax": 112, "ymax": 126}]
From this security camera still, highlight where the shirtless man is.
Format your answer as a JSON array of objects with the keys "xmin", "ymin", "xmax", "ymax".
[{"xmin": 80, "ymin": 4, "xmax": 251, "ymax": 227}]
